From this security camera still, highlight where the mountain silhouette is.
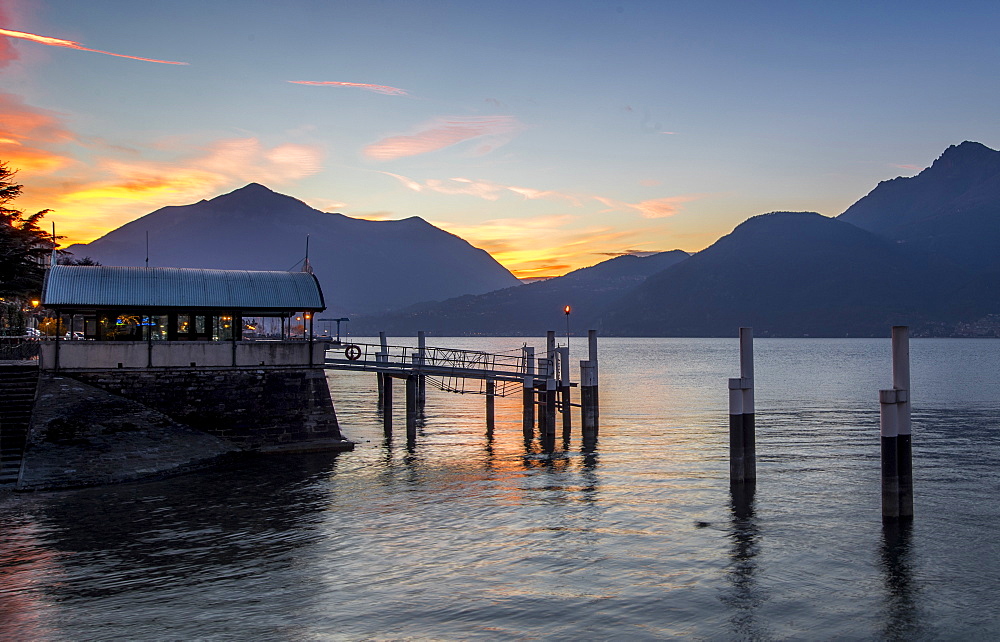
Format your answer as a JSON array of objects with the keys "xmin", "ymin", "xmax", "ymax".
[
  {"xmin": 349, "ymin": 250, "xmax": 690, "ymax": 336},
  {"xmin": 599, "ymin": 212, "xmax": 963, "ymax": 337},
  {"xmin": 66, "ymin": 184, "xmax": 520, "ymax": 315},
  {"xmin": 839, "ymin": 141, "xmax": 1000, "ymax": 272}
]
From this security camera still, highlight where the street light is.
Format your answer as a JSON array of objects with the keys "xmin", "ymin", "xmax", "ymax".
[{"xmin": 564, "ymin": 305, "xmax": 571, "ymax": 349}]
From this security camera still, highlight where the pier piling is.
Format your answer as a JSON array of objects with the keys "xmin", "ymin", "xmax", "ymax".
[
  {"xmin": 383, "ymin": 374, "xmax": 393, "ymax": 436},
  {"xmin": 559, "ymin": 346, "xmax": 572, "ymax": 442},
  {"xmin": 880, "ymin": 326, "xmax": 913, "ymax": 522},
  {"xmin": 486, "ymin": 377, "xmax": 496, "ymax": 434},
  {"xmin": 580, "ymin": 330, "xmax": 599, "ymax": 444},
  {"xmin": 729, "ymin": 327, "xmax": 755, "ymax": 484},
  {"xmin": 405, "ymin": 374, "xmax": 418, "ymax": 442},
  {"xmin": 522, "ymin": 346, "xmax": 535, "ymax": 442},
  {"xmin": 417, "ymin": 331, "xmax": 427, "ymax": 408}
]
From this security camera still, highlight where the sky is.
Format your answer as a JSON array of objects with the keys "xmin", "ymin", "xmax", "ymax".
[{"xmin": 2, "ymin": 0, "xmax": 999, "ymax": 279}]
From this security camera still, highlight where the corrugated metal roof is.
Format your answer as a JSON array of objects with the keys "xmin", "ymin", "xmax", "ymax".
[{"xmin": 43, "ymin": 265, "xmax": 325, "ymax": 312}]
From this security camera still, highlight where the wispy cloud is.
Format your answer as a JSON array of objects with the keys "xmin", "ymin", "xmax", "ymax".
[
  {"xmin": 288, "ymin": 80, "xmax": 408, "ymax": 96},
  {"xmin": 891, "ymin": 163, "xmax": 923, "ymax": 172},
  {"xmin": 0, "ymin": 27, "xmax": 188, "ymax": 65},
  {"xmin": 363, "ymin": 116, "xmax": 525, "ymax": 161},
  {"xmin": 383, "ymin": 171, "xmax": 704, "ymax": 219}
]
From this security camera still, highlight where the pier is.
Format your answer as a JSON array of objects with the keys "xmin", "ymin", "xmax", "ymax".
[{"xmin": 324, "ymin": 330, "xmax": 600, "ymax": 448}]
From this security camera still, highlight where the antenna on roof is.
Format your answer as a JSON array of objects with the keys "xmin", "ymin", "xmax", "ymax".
[
  {"xmin": 301, "ymin": 234, "xmax": 314, "ymax": 274},
  {"xmin": 146, "ymin": 231, "xmax": 149, "ymax": 268},
  {"xmin": 50, "ymin": 222, "xmax": 57, "ymax": 267}
]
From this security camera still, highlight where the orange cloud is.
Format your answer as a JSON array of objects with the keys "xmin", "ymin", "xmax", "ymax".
[
  {"xmin": 891, "ymin": 163, "xmax": 923, "ymax": 171},
  {"xmin": 16, "ymin": 135, "xmax": 324, "ymax": 245},
  {"xmin": 0, "ymin": 27, "xmax": 187, "ymax": 65},
  {"xmin": 0, "ymin": 92, "xmax": 74, "ymax": 173},
  {"xmin": 364, "ymin": 116, "xmax": 524, "ymax": 161},
  {"xmin": 288, "ymin": 80, "xmax": 408, "ymax": 96}
]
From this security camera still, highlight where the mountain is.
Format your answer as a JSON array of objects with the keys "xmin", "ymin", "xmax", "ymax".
[
  {"xmin": 599, "ymin": 212, "xmax": 973, "ymax": 337},
  {"xmin": 349, "ymin": 250, "xmax": 690, "ymax": 336},
  {"xmin": 838, "ymin": 141, "xmax": 1000, "ymax": 272},
  {"xmin": 65, "ymin": 184, "xmax": 520, "ymax": 315}
]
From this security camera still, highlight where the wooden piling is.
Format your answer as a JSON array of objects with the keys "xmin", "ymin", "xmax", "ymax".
[
  {"xmin": 405, "ymin": 374, "xmax": 418, "ymax": 442},
  {"xmin": 382, "ymin": 374, "xmax": 393, "ymax": 436},
  {"xmin": 522, "ymin": 346, "xmax": 535, "ymax": 441}
]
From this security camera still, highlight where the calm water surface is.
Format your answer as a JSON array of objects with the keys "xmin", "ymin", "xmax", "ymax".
[{"xmin": 1, "ymin": 338, "xmax": 999, "ymax": 639}]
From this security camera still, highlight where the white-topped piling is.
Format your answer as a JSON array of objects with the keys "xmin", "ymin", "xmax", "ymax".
[
  {"xmin": 559, "ymin": 346, "xmax": 571, "ymax": 441},
  {"xmin": 881, "ymin": 326, "xmax": 913, "ymax": 522},
  {"xmin": 729, "ymin": 327, "xmax": 755, "ymax": 483},
  {"xmin": 580, "ymin": 330, "xmax": 599, "ymax": 443}
]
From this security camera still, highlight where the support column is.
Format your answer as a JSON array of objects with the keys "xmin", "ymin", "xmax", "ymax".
[
  {"xmin": 522, "ymin": 346, "xmax": 535, "ymax": 442},
  {"xmin": 580, "ymin": 360, "xmax": 598, "ymax": 445},
  {"xmin": 405, "ymin": 374, "xmax": 418, "ymax": 442},
  {"xmin": 729, "ymin": 327, "xmax": 755, "ymax": 484},
  {"xmin": 377, "ymin": 331, "xmax": 387, "ymax": 404},
  {"xmin": 382, "ymin": 374, "xmax": 393, "ymax": 436},
  {"xmin": 559, "ymin": 346, "xmax": 572, "ymax": 442},
  {"xmin": 893, "ymin": 326, "xmax": 913, "ymax": 520},
  {"xmin": 417, "ymin": 330, "xmax": 427, "ymax": 407},
  {"xmin": 880, "ymin": 388, "xmax": 900, "ymax": 521},
  {"xmin": 486, "ymin": 377, "xmax": 495, "ymax": 435},
  {"xmin": 537, "ymin": 357, "xmax": 551, "ymax": 438},
  {"xmin": 543, "ymin": 375, "xmax": 557, "ymax": 451},
  {"xmin": 740, "ymin": 327, "xmax": 756, "ymax": 482}
]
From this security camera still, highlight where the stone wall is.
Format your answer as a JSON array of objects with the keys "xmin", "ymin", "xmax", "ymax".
[
  {"xmin": 66, "ymin": 367, "xmax": 352, "ymax": 452},
  {"xmin": 20, "ymin": 375, "xmax": 236, "ymax": 490}
]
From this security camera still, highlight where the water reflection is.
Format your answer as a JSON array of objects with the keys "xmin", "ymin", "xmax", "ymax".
[
  {"xmin": 879, "ymin": 522, "xmax": 920, "ymax": 640},
  {"xmin": 12, "ymin": 453, "xmax": 342, "ymax": 602},
  {"xmin": 723, "ymin": 482, "xmax": 766, "ymax": 639}
]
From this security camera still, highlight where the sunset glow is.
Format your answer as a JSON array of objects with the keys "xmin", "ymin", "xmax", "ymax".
[{"xmin": 1, "ymin": 1, "xmax": 995, "ymax": 277}]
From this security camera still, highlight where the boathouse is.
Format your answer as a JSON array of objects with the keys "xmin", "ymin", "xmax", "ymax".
[{"xmin": 9, "ymin": 264, "xmax": 351, "ymax": 491}]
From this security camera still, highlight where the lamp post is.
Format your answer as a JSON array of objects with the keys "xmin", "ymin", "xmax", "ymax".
[
  {"xmin": 319, "ymin": 317, "xmax": 350, "ymax": 343},
  {"xmin": 564, "ymin": 305, "xmax": 571, "ymax": 349}
]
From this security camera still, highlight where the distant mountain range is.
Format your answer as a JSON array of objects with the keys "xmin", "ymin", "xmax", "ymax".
[
  {"xmin": 355, "ymin": 141, "xmax": 1000, "ymax": 337},
  {"xmin": 348, "ymin": 250, "xmax": 690, "ymax": 336},
  {"xmin": 66, "ymin": 184, "xmax": 520, "ymax": 315},
  {"xmin": 68, "ymin": 141, "xmax": 1000, "ymax": 337}
]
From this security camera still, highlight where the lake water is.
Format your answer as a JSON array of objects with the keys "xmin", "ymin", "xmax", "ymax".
[{"xmin": 2, "ymin": 338, "xmax": 999, "ymax": 639}]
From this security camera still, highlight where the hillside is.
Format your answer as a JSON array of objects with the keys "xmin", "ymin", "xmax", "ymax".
[{"xmin": 66, "ymin": 184, "xmax": 520, "ymax": 315}]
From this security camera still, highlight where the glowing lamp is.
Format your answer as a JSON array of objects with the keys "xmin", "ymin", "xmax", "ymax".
[
  {"xmin": 564, "ymin": 305, "xmax": 571, "ymax": 315},
  {"xmin": 31, "ymin": 299, "xmax": 40, "ymax": 308}
]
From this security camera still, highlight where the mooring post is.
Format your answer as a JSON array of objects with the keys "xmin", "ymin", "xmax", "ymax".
[
  {"xmin": 383, "ymin": 374, "xmax": 393, "ymax": 436},
  {"xmin": 486, "ymin": 377, "xmax": 496, "ymax": 434},
  {"xmin": 417, "ymin": 330, "xmax": 427, "ymax": 407},
  {"xmin": 405, "ymin": 374, "xmax": 418, "ymax": 442},
  {"xmin": 879, "ymin": 388, "xmax": 900, "ymax": 521},
  {"xmin": 893, "ymin": 327, "xmax": 913, "ymax": 520},
  {"xmin": 537, "ymin": 357, "xmax": 550, "ymax": 438},
  {"xmin": 729, "ymin": 327, "xmax": 755, "ymax": 484},
  {"xmin": 522, "ymin": 346, "xmax": 535, "ymax": 441},
  {"xmin": 377, "ymin": 331, "xmax": 388, "ymax": 404},
  {"xmin": 581, "ymin": 360, "xmax": 597, "ymax": 443},
  {"xmin": 740, "ymin": 327, "xmax": 756, "ymax": 482},
  {"xmin": 543, "ymin": 375, "xmax": 557, "ymax": 451},
  {"xmin": 559, "ymin": 346, "xmax": 572, "ymax": 441}
]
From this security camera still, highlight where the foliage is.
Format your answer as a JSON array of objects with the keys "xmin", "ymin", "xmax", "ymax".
[
  {"xmin": 1, "ymin": 161, "xmax": 58, "ymax": 299},
  {"xmin": 38, "ymin": 317, "xmax": 66, "ymax": 337}
]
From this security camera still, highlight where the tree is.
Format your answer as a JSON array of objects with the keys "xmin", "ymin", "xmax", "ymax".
[{"xmin": 0, "ymin": 161, "xmax": 57, "ymax": 299}]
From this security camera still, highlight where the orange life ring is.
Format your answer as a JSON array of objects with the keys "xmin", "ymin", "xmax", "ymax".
[{"xmin": 345, "ymin": 344, "xmax": 362, "ymax": 361}]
